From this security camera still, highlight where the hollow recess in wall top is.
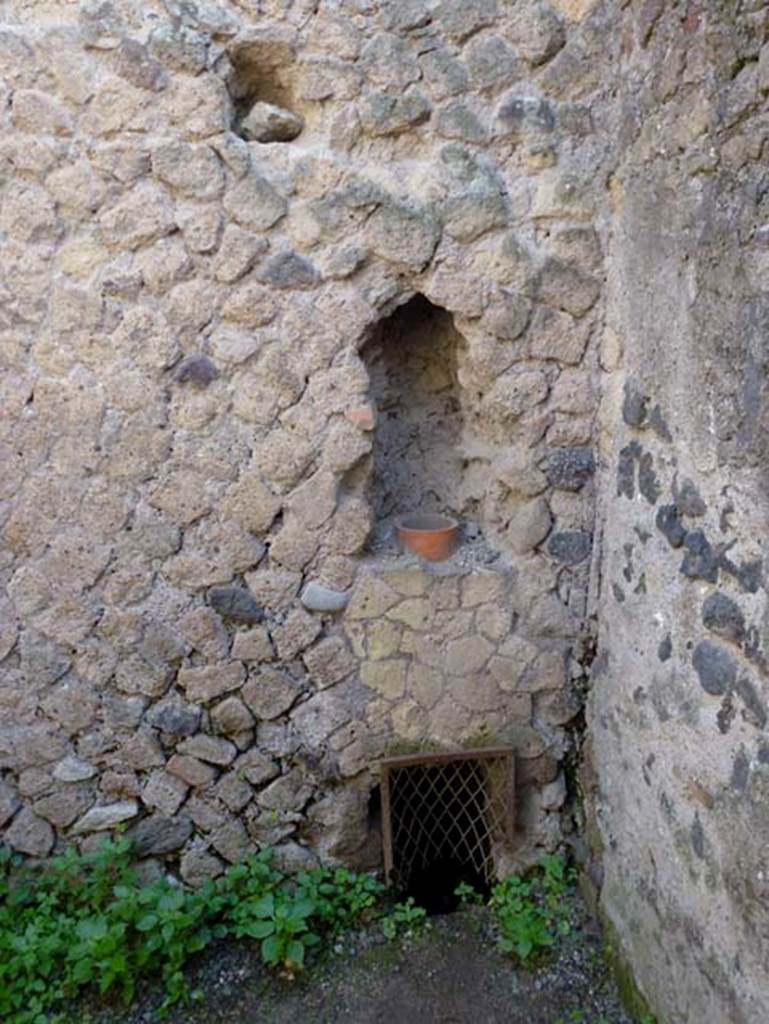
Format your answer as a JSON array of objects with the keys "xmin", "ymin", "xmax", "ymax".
[{"xmin": 227, "ymin": 35, "xmax": 304, "ymax": 142}]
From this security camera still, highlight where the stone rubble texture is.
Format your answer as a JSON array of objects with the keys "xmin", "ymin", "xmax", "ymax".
[{"xmin": 0, "ymin": 1, "xmax": 766, "ymax": 1020}]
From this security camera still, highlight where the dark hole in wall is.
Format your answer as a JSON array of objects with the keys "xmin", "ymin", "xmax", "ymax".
[
  {"xmin": 368, "ymin": 784, "xmax": 382, "ymax": 831},
  {"xmin": 389, "ymin": 760, "xmax": 493, "ymax": 915},
  {"xmin": 362, "ymin": 294, "xmax": 465, "ymax": 544}
]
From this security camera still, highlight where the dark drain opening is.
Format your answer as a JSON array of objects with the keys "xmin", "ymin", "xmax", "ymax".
[{"xmin": 380, "ymin": 749, "xmax": 515, "ymax": 915}]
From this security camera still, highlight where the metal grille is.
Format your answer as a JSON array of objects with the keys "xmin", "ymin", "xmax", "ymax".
[{"xmin": 380, "ymin": 748, "xmax": 515, "ymax": 891}]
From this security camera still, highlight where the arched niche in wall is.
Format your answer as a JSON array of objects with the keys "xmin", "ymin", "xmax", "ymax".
[{"xmin": 360, "ymin": 294, "xmax": 468, "ymax": 549}]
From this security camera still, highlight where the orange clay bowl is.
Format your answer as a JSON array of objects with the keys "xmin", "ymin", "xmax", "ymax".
[{"xmin": 396, "ymin": 513, "xmax": 460, "ymax": 562}]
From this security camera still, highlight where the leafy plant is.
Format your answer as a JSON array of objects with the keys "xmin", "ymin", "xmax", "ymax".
[
  {"xmin": 0, "ymin": 840, "xmax": 392, "ymax": 1023},
  {"xmin": 454, "ymin": 880, "xmax": 484, "ymax": 906},
  {"xmin": 229, "ymin": 889, "xmax": 319, "ymax": 972},
  {"xmin": 381, "ymin": 897, "xmax": 427, "ymax": 940},
  {"xmin": 490, "ymin": 855, "xmax": 575, "ymax": 963},
  {"xmin": 296, "ymin": 866, "xmax": 384, "ymax": 934}
]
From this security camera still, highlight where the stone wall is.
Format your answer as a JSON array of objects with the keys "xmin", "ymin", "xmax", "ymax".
[
  {"xmin": 587, "ymin": 2, "xmax": 769, "ymax": 1022},
  {"xmin": 0, "ymin": 0, "xmax": 601, "ymax": 887},
  {"xmin": 7, "ymin": 0, "xmax": 768, "ymax": 1019}
]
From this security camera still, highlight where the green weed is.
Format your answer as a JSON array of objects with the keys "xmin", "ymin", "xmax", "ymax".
[
  {"xmin": 454, "ymin": 880, "xmax": 484, "ymax": 906},
  {"xmin": 490, "ymin": 855, "xmax": 576, "ymax": 963},
  {"xmin": 381, "ymin": 897, "xmax": 427, "ymax": 939},
  {"xmin": 0, "ymin": 841, "xmax": 396, "ymax": 1023}
]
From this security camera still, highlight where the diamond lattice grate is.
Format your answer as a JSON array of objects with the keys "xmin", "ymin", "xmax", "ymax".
[{"xmin": 380, "ymin": 749, "xmax": 515, "ymax": 890}]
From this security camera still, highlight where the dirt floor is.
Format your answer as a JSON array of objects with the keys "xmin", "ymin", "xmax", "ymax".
[{"xmin": 82, "ymin": 903, "xmax": 633, "ymax": 1024}]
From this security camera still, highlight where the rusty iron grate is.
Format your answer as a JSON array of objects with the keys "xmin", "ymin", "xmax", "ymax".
[{"xmin": 380, "ymin": 748, "xmax": 515, "ymax": 892}]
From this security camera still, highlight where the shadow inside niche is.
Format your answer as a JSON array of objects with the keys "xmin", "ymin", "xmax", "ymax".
[{"xmin": 361, "ymin": 294, "xmax": 466, "ymax": 548}]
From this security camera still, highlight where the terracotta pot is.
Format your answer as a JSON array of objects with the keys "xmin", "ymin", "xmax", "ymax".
[{"xmin": 396, "ymin": 513, "xmax": 460, "ymax": 562}]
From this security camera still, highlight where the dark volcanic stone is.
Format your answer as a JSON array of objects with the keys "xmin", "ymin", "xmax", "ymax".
[
  {"xmin": 258, "ymin": 250, "xmax": 319, "ymax": 290},
  {"xmin": 717, "ymin": 694, "xmax": 735, "ymax": 734},
  {"xmin": 127, "ymin": 814, "xmax": 193, "ymax": 856},
  {"xmin": 208, "ymin": 586, "xmax": 264, "ymax": 624},
  {"xmin": 690, "ymin": 813, "xmax": 705, "ymax": 859},
  {"xmin": 720, "ymin": 553, "xmax": 763, "ymax": 594},
  {"xmin": 545, "ymin": 447, "xmax": 595, "ymax": 491},
  {"xmin": 680, "ymin": 530, "xmax": 718, "ymax": 583},
  {"xmin": 692, "ymin": 640, "xmax": 736, "ymax": 696},
  {"xmin": 734, "ymin": 675, "xmax": 767, "ymax": 729},
  {"xmin": 175, "ymin": 354, "xmax": 219, "ymax": 387},
  {"xmin": 730, "ymin": 747, "xmax": 750, "ymax": 793},
  {"xmin": 657, "ymin": 635, "xmax": 672, "ymax": 662},
  {"xmin": 146, "ymin": 698, "xmax": 202, "ymax": 736},
  {"xmin": 622, "ymin": 384, "xmax": 647, "ymax": 427},
  {"xmin": 114, "ymin": 39, "xmax": 167, "ymax": 91},
  {"xmin": 647, "ymin": 404, "xmax": 672, "ymax": 442},
  {"xmin": 655, "ymin": 504, "xmax": 685, "ymax": 548},
  {"xmin": 617, "ymin": 443, "xmax": 639, "ymax": 499},
  {"xmin": 547, "ymin": 530, "xmax": 592, "ymax": 565},
  {"xmin": 638, "ymin": 451, "xmax": 661, "ymax": 504},
  {"xmin": 675, "ymin": 478, "xmax": 706, "ymax": 517},
  {"xmin": 701, "ymin": 591, "xmax": 745, "ymax": 645}
]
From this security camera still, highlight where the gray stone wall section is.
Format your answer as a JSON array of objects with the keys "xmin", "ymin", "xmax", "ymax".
[{"xmin": 589, "ymin": 3, "xmax": 769, "ymax": 1021}]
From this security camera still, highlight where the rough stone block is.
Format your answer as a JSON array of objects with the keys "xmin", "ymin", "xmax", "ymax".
[
  {"xmin": 360, "ymin": 659, "xmax": 407, "ymax": 699},
  {"xmin": 167, "ymin": 754, "xmax": 218, "ymax": 788},
  {"xmin": 146, "ymin": 698, "xmax": 202, "ymax": 737},
  {"xmin": 241, "ymin": 101, "xmax": 304, "ymax": 142},
  {"xmin": 208, "ymin": 586, "xmax": 264, "ymax": 625},
  {"xmin": 166, "ymin": 74, "xmax": 231, "ymax": 138},
  {"xmin": 538, "ymin": 257, "xmax": 600, "ymax": 316},
  {"xmin": 34, "ymin": 788, "xmax": 94, "ymax": 828},
  {"xmin": 216, "ymin": 773, "xmax": 253, "ymax": 813},
  {"xmin": 98, "ymin": 184, "xmax": 175, "ymax": 250},
  {"xmin": 180, "ymin": 845, "xmax": 224, "ymax": 885},
  {"xmin": 4, "ymin": 807, "xmax": 55, "ymax": 856},
  {"xmin": 212, "ymin": 225, "xmax": 266, "ymax": 284},
  {"xmin": 142, "ymin": 772, "xmax": 189, "ymax": 816},
  {"xmin": 544, "ymin": 447, "xmax": 595, "ymax": 491},
  {"xmin": 291, "ymin": 690, "xmax": 352, "ymax": 745},
  {"xmin": 365, "ymin": 201, "xmax": 440, "ymax": 270},
  {"xmin": 210, "ymin": 819, "xmax": 252, "ymax": 863},
  {"xmin": 127, "ymin": 814, "xmax": 193, "ymax": 856},
  {"xmin": 235, "ymin": 750, "xmax": 280, "ymax": 787},
  {"xmin": 242, "ymin": 668, "xmax": 304, "ymax": 720},
  {"xmin": 11, "ymin": 89, "xmax": 74, "ymax": 135},
  {"xmin": 231, "ymin": 627, "xmax": 274, "ymax": 662},
  {"xmin": 528, "ymin": 306, "xmax": 590, "ymax": 364},
  {"xmin": 358, "ymin": 87, "xmax": 431, "ymax": 136},
  {"xmin": 272, "ymin": 609, "xmax": 323, "ymax": 661},
  {"xmin": 178, "ymin": 663, "xmax": 245, "ymax": 704},
  {"xmin": 72, "ymin": 800, "xmax": 139, "ymax": 834},
  {"xmin": 547, "ymin": 530, "xmax": 592, "ymax": 565},
  {"xmin": 386, "ymin": 598, "xmax": 431, "ymax": 631},
  {"xmin": 210, "ymin": 696, "xmax": 256, "ymax": 735},
  {"xmin": 303, "ymin": 636, "xmax": 357, "ymax": 689},
  {"xmin": 346, "ymin": 576, "xmax": 400, "ymax": 620},
  {"xmin": 223, "ymin": 173, "xmax": 287, "ymax": 232}
]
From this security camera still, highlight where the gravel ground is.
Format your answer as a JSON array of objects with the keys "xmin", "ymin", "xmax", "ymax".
[{"xmin": 77, "ymin": 898, "xmax": 633, "ymax": 1024}]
